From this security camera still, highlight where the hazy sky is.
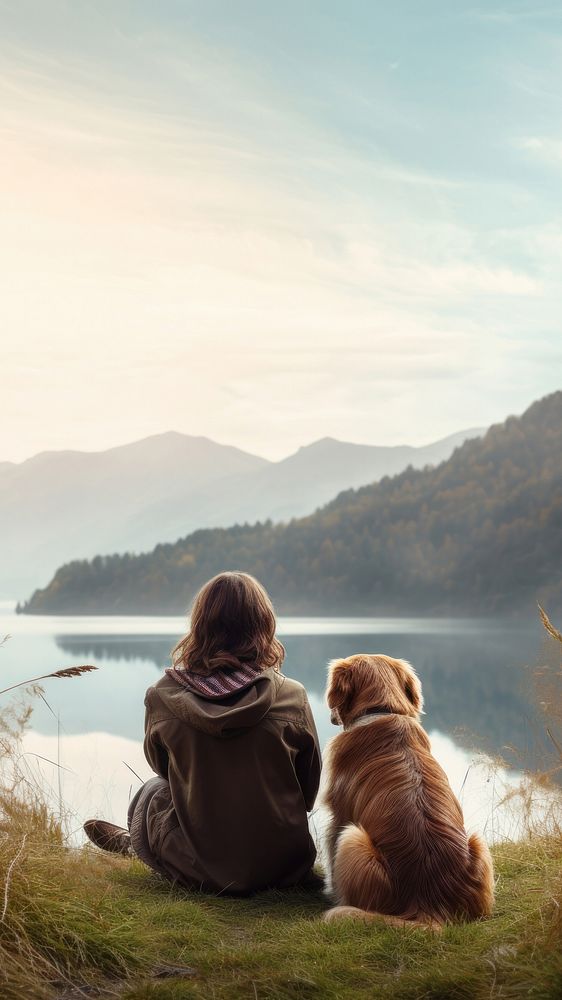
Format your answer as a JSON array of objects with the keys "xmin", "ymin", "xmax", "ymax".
[{"xmin": 1, "ymin": 0, "xmax": 561, "ymax": 462}]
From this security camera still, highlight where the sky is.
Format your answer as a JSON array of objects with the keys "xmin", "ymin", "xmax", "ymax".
[{"xmin": 1, "ymin": 0, "xmax": 561, "ymax": 463}]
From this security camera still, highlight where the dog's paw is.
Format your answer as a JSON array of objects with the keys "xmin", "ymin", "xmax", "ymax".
[
  {"xmin": 323, "ymin": 907, "xmax": 443, "ymax": 931},
  {"xmin": 323, "ymin": 905, "xmax": 372, "ymax": 923}
]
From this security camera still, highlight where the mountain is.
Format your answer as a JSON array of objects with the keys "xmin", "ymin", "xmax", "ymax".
[
  {"xmin": 193, "ymin": 429, "xmax": 484, "ymax": 524},
  {"xmin": 115, "ymin": 428, "xmax": 482, "ymax": 555},
  {"xmin": 1, "ymin": 428, "xmax": 481, "ymax": 599},
  {"xmin": 20, "ymin": 393, "xmax": 561, "ymax": 616},
  {"xmin": 0, "ymin": 433, "xmax": 267, "ymax": 598}
]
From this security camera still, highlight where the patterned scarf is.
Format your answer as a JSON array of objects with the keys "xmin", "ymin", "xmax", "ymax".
[{"xmin": 166, "ymin": 662, "xmax": 263, "ymax": 699}]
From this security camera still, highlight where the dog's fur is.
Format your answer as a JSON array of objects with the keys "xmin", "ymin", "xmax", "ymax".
[{"xmin": 322, "ymin": 654, "xmax": 494, "ymax": 927}]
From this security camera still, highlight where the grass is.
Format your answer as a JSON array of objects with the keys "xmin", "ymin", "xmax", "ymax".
[
  {"xmin": 0, "ymin": 833, "xmax": 561, "ymax": 1000},
  {"xmin": 1, "ymin": 608, "xmax": 562, "ymax": 1000}
]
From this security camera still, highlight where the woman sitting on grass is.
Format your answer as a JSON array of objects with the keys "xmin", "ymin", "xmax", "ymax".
[{"xmin": 84, "ymin": 571, "xmax": 322, "ymax": 894}]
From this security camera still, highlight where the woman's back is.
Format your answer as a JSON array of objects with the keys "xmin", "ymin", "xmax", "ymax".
[
  {"xmin": 85, "ymin": 571, "xmax": 321, "ymax": 894},
  {"xmin": 139, "ymin": 667, "xmax": 320, "ymax": 893}
]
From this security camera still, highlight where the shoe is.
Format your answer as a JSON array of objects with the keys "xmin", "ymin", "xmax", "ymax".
[{"xmin": 83, "ymin": 819, "xmax": 133, "ymax": 856}]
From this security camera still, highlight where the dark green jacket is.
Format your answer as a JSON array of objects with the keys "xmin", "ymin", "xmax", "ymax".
[{"xmin": 141, "ymin": 669, "xmax": 321, "ymax": 893}]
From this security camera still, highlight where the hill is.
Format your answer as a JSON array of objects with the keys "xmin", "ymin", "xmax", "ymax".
[
  {"xmin": 1, "ymin": 428, "xmax": 480, "ymax": 599},
  {"xmin": 20, "ymin": 393, "xmax": 562, "ymax": 615},
  {"xmin": 0, "ymin": 433, "xmax": 267, "ymax": 599}
]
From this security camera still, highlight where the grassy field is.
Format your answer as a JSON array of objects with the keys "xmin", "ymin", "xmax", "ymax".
[
  {"xmin": 1, "ymin": 610, "xmax": 561, "ymax": 1000},
  {"xmin": 0, "ymin": 827, "xmax": 561, "ymax": 1000}
]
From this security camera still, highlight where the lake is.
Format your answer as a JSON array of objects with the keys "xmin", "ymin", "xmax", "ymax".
[{"xmin": 0, "ymin": 606, "xmax": 552, "ymax": 845}]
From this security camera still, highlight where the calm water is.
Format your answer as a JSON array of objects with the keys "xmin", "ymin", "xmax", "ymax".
[{"xmin": 0, "ymin": 607, "xmax": 552, "ymax": 844}]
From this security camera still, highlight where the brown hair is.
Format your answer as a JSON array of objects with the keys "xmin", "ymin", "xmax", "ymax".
[{"xmin": 171, "ymin": 572, "xmax": 285, "ymax": 676}]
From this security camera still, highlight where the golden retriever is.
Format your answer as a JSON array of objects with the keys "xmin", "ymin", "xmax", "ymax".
[{"xmin": 322, "ymin": 654, "xmax": 494, "ymax": 927}]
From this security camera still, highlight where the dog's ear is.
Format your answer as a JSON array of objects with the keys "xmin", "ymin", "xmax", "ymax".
[
  {"xmin": 326, "ymin": 658, "xmax": 356, "ymax": 724},
  {"xmin": 397, "ymin": 659, "xmax": 424, "ymax": 714}
]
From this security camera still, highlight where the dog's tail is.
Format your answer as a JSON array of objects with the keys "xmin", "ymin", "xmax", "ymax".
[
  {"xmin": 464, "ymin": 832, "xmax": 495, "ymax": 918},
  {"xmin": 325, "ymin": 823, "xmax": 443, "ymax": 931}
]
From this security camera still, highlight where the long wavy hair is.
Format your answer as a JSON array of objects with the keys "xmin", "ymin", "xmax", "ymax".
[{"xmin": 171, "ymin": 572, "xmax": 285, "ymax": 676}]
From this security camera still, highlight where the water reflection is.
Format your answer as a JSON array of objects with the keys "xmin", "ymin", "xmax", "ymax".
[
  {"xmin": 19, "ymin": 724, "xmax": 530, "ymax": 848},
  {"xmin": 0, "ymin": 614, "xmax": 552, "ymax": 846},
  {"xmin": 55, "ymin": 626, "xmax": 546, "ymax": 771}
]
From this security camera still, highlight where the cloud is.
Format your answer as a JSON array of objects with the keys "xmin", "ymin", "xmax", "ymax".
[
  {"xmin": 0, "ymin": 6, "xmax": 559, "ymax": 462},
  {"xmin": 516, "ymin": 135, "xmax": 562, "ymax": 163},
  {"xmin": 465, "ymin": 7, "xmax": 562, "ymax": 24}
]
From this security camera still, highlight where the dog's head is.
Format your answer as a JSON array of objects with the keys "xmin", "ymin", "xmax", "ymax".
[{"xmin": 326, "ymin": 653, "xmax": 423, "ymax": 727}]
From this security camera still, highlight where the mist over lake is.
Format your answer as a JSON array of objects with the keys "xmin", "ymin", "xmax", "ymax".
[{"xmin": 1, "ymin": 606, "xmax": 549, "ymax": 844}]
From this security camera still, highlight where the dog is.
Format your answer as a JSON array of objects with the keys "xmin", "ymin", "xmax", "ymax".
[{"xmin": 322, "ymin": 654, "xmax": 494, "ymax": 928}]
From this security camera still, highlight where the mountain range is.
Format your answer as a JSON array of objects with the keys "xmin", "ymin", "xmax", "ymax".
[
  {"xmin": 20, "ymin": 392, "xmax": 562, "ymax": 616},
  {"xmin": 1, "ymin": 427, "xmax": 481, "ymax": 599}
]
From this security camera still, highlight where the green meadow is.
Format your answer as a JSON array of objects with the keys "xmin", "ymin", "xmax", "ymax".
[{"xmin": 1, "ymin": 829, "xmax": 561, "ymax": 1000}]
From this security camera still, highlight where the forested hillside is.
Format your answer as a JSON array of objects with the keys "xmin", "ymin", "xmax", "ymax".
[
  {"xmin": 0, "ymin": 428, "xmax": 478, "ymax": 598},
  {"xmin": 21, "ymin": 393, "xmax": 562, "ymax": 616}
]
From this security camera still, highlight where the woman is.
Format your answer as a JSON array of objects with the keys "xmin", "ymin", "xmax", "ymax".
[{"xmin": 84, "ymin": 572, "xmax": 321, "ymax": 894}]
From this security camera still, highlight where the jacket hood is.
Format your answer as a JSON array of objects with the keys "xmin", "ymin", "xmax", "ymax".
[{"xmin": 151, "ymin": 668, "xmax": 281, "ymax": 738}]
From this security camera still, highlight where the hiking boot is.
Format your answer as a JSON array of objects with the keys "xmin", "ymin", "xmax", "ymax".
[{"xmin": 83, "ymin": 819, "xmax": 133, "ymax": 856}]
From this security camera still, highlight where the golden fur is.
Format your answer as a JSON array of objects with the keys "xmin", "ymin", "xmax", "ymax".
[{"xmin": 322, "ymin": 654, "xmax": 494, "ymax": 927}]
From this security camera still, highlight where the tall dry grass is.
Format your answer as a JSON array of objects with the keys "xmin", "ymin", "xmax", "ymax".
[
  {"xmin": 0, "ymin": 659, "xmax": 111, "ymax": 999},
  {"xmin": 496, "ymin": 606, "xmax": 562, "ymax": 840}
]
